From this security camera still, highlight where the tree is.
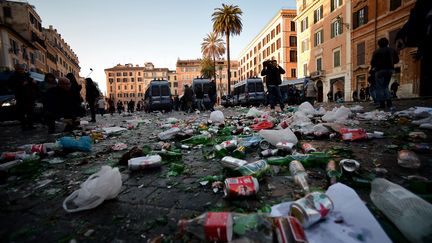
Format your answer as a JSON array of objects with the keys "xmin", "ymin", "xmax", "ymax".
[
  {"xmin": 201, "ymin": 32, "xmax": 225, "ymax": 81},
  {"xmin": 200, "ymin": 57, "xmax": 214, "ymax": 79},
  {"xmin": 212, "ymin": 4, "xmax": 243, "ymax": 95}
]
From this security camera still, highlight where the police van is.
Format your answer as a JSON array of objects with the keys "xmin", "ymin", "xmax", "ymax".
[
  {"xmin": 191, "ymin": 77, "xmax": 212, "ymax": 109},
  {"xmin": 232, "ymin": 77, "xmax": 265, "ymax": 106},
  {"xmin": 143, "ymin": 79, "xmax": 173, "ymax": 112}
]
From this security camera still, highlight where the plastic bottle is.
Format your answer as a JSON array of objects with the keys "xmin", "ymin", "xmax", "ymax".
[
  {"xmin": 18, "ymin": 143, "xmax": 46, "ymax": 155},
  {"xmin": 370, "ymin": 178, "xmax": 432, "ymax": 243},
  {"xmin": 158, "ymin": 127, "xmax": 181, "ymax": 140},
  {"xmin": 289, "ymin": 160, "xmax": 310, "ymax": 193},
  {"xmin": 238, "ymin": 135, "xmax": 262, "ymax": 148},
  {"xmin": 178, "ymin": 212, "xmax": 273, "ymax": 242},
  {"xmin": 180, "ymin": 134, "xmax": 212, "ymax": 145}
]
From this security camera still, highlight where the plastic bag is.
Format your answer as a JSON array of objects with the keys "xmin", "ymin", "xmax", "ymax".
[
  {"xmin": 59, "ymin": 136, "xmax": 92, "ymax": 152},
  {"xmin": 63, "ymin": 166, "xmax": 122, "ymax": 213},
  {"xmin": 259, "ymin": 128, "xmax": 298, "ymax": 146},
  {"xmin": 298, "ymin": 102, "xmax": 316, "ymax": 116},
  {"xmin": 246, "ymin": 107, "xmax": 265, "ymax": 118},
  {"xmin": 322, "ymin": 106, "xmax": 352, "ymax": 122},
  {"xmin": 209, "ymin": 110, "xmax": 225, "ymax": 124}
]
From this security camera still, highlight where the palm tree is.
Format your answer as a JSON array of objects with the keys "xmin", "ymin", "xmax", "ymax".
[
  {"xmin": 200, "ymin": 57, "xmax": 214, "ymax": 79},
  {"xmin": 212, "ymin": 4, "xmax": 243, "ymax": 95},
  {"xmin": 201, "ymin": 32, "xmax": 225, "ymax": 81}
]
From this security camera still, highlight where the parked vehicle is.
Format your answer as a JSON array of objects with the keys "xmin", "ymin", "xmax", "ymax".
[
  {"xmin": 232, "ymin": 77, "xmax": 265, "ymax": 106},
  {"xmin": 191, "ymin": 77, "xmax": 212, "ymax": 109},
  {"xmin": 279, "ymin": 78, "xmax": 305, "ymax": 104},
  {"xmin": 0, "ymin": 71, "xmax": 44, "ymax": 121},
  {"xmin": 143, "ymin": 79, "xmax": 173, "ymax": 112},
  {"xmin": 221, "ymin": 94, "xmax": 234, "ymax": 108}
]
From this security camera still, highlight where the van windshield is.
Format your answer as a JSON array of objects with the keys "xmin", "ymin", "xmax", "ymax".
[
  {"xmin": 248, "ymin": 82, "xmax": 264, "ymax": 92},
  {"xmin": 151, "ymin": 86, "xmax": 160, "ymax": 96}
]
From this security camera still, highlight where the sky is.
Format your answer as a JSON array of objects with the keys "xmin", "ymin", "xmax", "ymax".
[{"xmin": 28, "ymin": 0, "xmax": 296, "ymax": 94}]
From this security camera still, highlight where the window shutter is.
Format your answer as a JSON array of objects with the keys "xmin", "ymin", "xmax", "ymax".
[
  {"xmin": 364, "ymin": 6, "xmax": 368, "ymax": 24},
  {"xmin": 331, "ymin": 0, "xmax": 335, "ymax": 12},
  {"xmin": 339, "ymin": 17, "xmax": 343, "ymax": 34},
  {"xmin": 353, "ymin": 12, "xmax": 358, "ymax": 29},
  {"xmin": 320, "ymin": 6, "xmax": 323, "ymax": 19},
  {"xmin": 314, "ymin": 10, "xmax": 317, "ymax": 23},
  {"xmin": 331, "ymin": 22, "xmax": 335, "ymax": 38}
]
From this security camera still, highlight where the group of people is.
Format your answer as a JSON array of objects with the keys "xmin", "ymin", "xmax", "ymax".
[
  {"xmin": 7, "ymin": 63, "xmax": 101, "ymax": 133},
  {"xmin": 180, "ymin": 80, "xmax": 217, "ymax": 113}
]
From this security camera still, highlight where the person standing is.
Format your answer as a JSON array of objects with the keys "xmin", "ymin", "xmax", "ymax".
[
  {"xmin": 8, "ymin": 64, "xmax": 38, "ymax": 130},
  {"xmin": 127, "ymin": 99, "xmax": 135, "ymax": 113},
  {"xmin": 117, "ymin": 100, "xmax": 123, "ymax": 114},
  {"xmin": 304, "ymin": 79, "xmax": 317, "ymax": 105},
  {"xmin": 183, "ymin": 85, "xmax": 194, "ymax": 113},
  {"xmin": 208, "ymin": 80, "xmax": 217, "ymax": 111},
  {"xmin": 97, "ymin": 98, "xmax": 106, "ymax": 116},
  {"xmin": 108, "ymin": 98, "xmax": 115, "ymax": 115},
  {"xmin": 85, "ymin": 78, "xmax": 100, "ymax": 122},
  {"xmin": 261, "ymin": 60, "xmax": 285, "ymax": 112},
  {"xmin": 390, "ymin": 81, "xmax": 400, "ymax": 98},
  {"xmin": 194, "ymin": 86, "xmax": 204, "ymax": 111},
  {"xmin": 370, "ymin": 37, "xmax": 399, "ymax": 109},
  {"xmin": 66, "ymin": 73, "xmax": 83, "ymax": 117}
]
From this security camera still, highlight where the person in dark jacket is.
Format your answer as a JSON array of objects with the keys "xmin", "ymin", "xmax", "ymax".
[
  {"xmin": 370, "ymin": 37, "xmax": 399, "ymax": 109},
  {"xmin": 8, "ymin": 64, "xmax": 38, "ymax": 130},
  {"xmin": 117, "ymin": 100, "xmax": 124, "ymax": 114},
  {"xmin": 45, "ymin": 77, "xmax": 80, "ymax": 133},
  {"xmin": 183, "ymin": 85, "xmax": 194, "ymax": 113},
  {"xmin": 261, "ymin": 60, "xmax": 285, "ymax": 112},
  {"xmin": 66, "ymin": 73, "xmax": 83, "ymax": 116},
  {"xmin": 127, "ymin": 99, "xmax": 135, "ymax": 113},
  {"xmin": 194, "ymin": 86, "xmax": 205, "ymax": 111},
  {"xmin": 208, "ymin": 80, "xmax": 217, "ymax": 111},
  {"xmin": 108, "ymin": 98, "xmax": 115, "ymax": 115},
  {"xmin": 85, "ymin": 78, "xmax": 100, "ymax": 122}
]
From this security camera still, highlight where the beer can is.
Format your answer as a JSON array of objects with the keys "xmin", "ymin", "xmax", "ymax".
[
  {"xmin": 0, "ymin": 151, "xmax": 26, "ymax": 161},
  {"xmin": 273, "ymin": 216, "xmax": 308, "ymax": 243},
  {"xmin": 339, "ymin": 159, "xmax": 360, "ymax": 172},
  {"xmin": 261, "ymin": 149, "xmax": 279, "ymax": 157},
  {"xmin": 128, "ymin": 155, "xmax": 162, "ymax": 170},
  {"xmin": 259, "ymin": 140, "xmax": 270, "ymax": 150},
  {"xmin": 220, "ymin": 156, "xmax": 247, "ymax": 169},
  {"xmin": 224, "ymin": 175, "xmax": 259, "ymax": 197},
  {"xmin": 236, "ymin": 159, "xmax": 270, "ymax": 178},
  {"xmin": 289, "ymin": 192, "xmax": 334, "ymax": 228},
  {"xmin": 276, "ymin": 142, "xmax": 295, "ymax": 152},
  {"xmin": 220, "ymin": 140, "xmax": 238, "ymax": 150},
  {"xmin": 301, "ymin": 143, "xmax": 316, "ymax": 154}
]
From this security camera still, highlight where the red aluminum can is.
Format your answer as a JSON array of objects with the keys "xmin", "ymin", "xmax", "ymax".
[
  {"xmin": 301, "ymin": 143, "xmax": 316, "ymax": 154},
  {"xmin": 0, "ymin": 151, "xmax": 26, "ymax": 161},
  {"xmin": 274, "ymin": 216, "xmax": 308, "ymax": 243},
  {"xmin": 224, "ymin": 175, "xmax": 259, "ymax": 197}
]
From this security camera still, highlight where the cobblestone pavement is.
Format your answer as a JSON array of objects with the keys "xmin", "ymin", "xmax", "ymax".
[{"xmin": 0, "ymin": 98, "xmax": 431, "ymax": 242}]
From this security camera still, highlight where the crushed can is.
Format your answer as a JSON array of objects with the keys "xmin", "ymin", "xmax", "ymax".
[
  {"xmin": 276, "ymin": 142, "xmax": 295, "ymax": 153},
  {"xmin": 0, "ymin": 151, "xmax": 27, "ymax": 161},
  {"xmin": 261, "ymin": 149, "xmax": 279, "ymax": 157},
  {"xmin": 220, "ymin": 140, "xmax": 238, "ymax": 150},
  {"xmin": 128, "ymin": 155, "xmax": 162, "ymax": 170},
  {"xmin": 273, "ymin": 216, "xmax": 308, "ymax": 243},
  {"xmin": 289, "ymin": 192, "xmax": 334, "ymax": 228},
  {"xmin": 220, "ymin": 156, "xmax": 247, "ymax": 169},
  {"xmin": 224, "ymin": 175, "xmax": 259, "ymax": 197},
  {"xmin": 301, "ymin": 143, "xmax": 316, "ymax": 154}
]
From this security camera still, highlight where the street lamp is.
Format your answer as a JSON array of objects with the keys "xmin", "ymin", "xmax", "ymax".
[{"xmin": 336, "ymin": 16, "xmax": 350, "ymax": 30}]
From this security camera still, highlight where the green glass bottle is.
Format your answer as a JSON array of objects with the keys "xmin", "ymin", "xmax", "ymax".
[
  {"xmin": 232, "ymin": 146, "xmax": 246, "ymax": 159},
  {"xmin": 153, "ymin": 150, "xmax": 182, "ymax": 162},
  {"xmin": 214, "ymin": 144, "xmax": 228, "ymax": 158},
  {"xmin": 180, "ymin": 134, "xmax": 212, "ymax": 145},
  {"xmin": 266, "ymin": 156, "xmax": 291, "ymax": 165}
]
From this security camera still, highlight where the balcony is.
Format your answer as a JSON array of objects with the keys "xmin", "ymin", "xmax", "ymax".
[{"xmin": 310, "ymin": 70, "xmax": 325, "ymax": 78}]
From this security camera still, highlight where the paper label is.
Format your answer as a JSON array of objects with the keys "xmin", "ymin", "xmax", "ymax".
[
  {"xmin": 225, "ymin": 176, "xmax": 257, "ymax": 196},
  {"xmin": 204, "ymin": 212, "xmax": 230, "ymax": 242}
]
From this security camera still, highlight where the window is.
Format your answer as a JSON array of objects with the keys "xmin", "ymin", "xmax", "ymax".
[
  {"xmin": 118, "ymin": 93, "xmax": 122, "ymax": 98},
  {"xmin": 108, "ymin": 73, "xmax": 113, "ymax": 77},
  {"xmin": 123, "ymin": 78, "xmax": 127, "ymax": 82},
  {"xmin": 301, "ymin": 38, "xmax": 309, "ymax": 53},
  {"xmin": 3, "ymin": 7, "xmax": 12, "ymax": 18},
  {"xmin": 129, "ymin": 72, "xmax": 132, "ymax": 76},
  {"xmin": 331, "ymin": 18, "xmax": 343, "ymax": 38},
  {"xmin": 291, "ymin": 68, "xmax": 297, "ymax": 78},
  {"xmin": 301, "ymin": 17, "xmax": 308, "ymax": 32},
  {"xmin": 138, "ymin": 77, "xmax": 143, "ymax": 82},
  {"xmin": 390, "ymin": 0, "xmax": 401, "ymax": 11},
  {"xmin": 109, "ymin": 78, "xmax": 114, "ymax": 83},
  {"xmin": 116, "ymin": 72, "xmax": 121, "ymax": 76},
  {"xmin": 138, "ymin": 85, "xmax": 142, "ymax": 91},
  {"xmin": 331, "ymin": 0, "xmax": 343, "ymax": 12},
  {"xmin": 276, "ymin": 24, "xmax": 281, "ymax": 34},
  {"xmin": 314, "ymin": 29, "xmax": 323, "ymax": 47},
  {"xmin": 118, "ymin": 85, "xmax": 121, "ymax": 90},
  {"xmin": 131, "ymin": 78, "xmax": 134, "ymax": 82},
  {"xmin": 314, "ymin": 5, "xmax": 323, "ymax": 23},
  {"xmin": 271, "ymin": 29, "xmax": 275, "ymax": 39},
  {"xmin": 174, "ymin": 82, "xmax": 178, "ymax": 88},
  {"xmin": 138, "ymin": 72, "xmax": 141, "ymax": 76},
  {"xmin": 124, "ymin": 85, "xmax": 127, "ymax": 90},
  {"xmin": 333, "ymin": 49, "xmax": 341, "ymax": 68},
  {"xmin": 316, "ymin": 57, "xmax": 322, "ymax": 71},
  {"xmin": 290, "ymin": 36, "xmax": 297, "ymax": 47},
  {"xmin": 357, "ymin": 42, "xmax": 365, "ymax": 65},
  {"xmin": 290, "ymin": 21, "xmax": 296, "ymax": 31},
  {"xmin": 116, "ymin": 78, "xmax": 121, "ymax": 82},
  {"xmin": 353, "ymin": 7, "xmax": 368, "ymax": 29},
  {"xmin": 124, "ymin": 93, "xmax": 128, "ymax": 98},
  {"xmin": 276, "ymin": 38, "xmax": 281, "ymax": 49},
  {"xmin": 303, "ymin": 63, "xmax": 308, "ymax": 77},
  {"xmin": 130, "ymin": 85, "xmax": 133, "ymax": 89},
  {"xmin": 123, "ymin": 72, "xmax": 127, "ymax": 76}
]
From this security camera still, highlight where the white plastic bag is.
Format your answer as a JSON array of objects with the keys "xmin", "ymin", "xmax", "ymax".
[
  {"xmin": 246, "ymin": 107, "xmax": 265, "ymax": 118},
  {"xmin": 259, "ymin": 128, "xmax": 298, "ymax": 146},
  {"xmin": 298, "ymin": 102, "xmax": 316, "ymax": 116},
  {"xmin": 209, "ymin": 110, "xmax": 225, "ymax": 124},
  {"xmin": 63, "ymin": 166, "xmax": 122, "ymax": 213},
  {"xmin": 322, "ymin": 106, "xmax": 352, "ymax": 122}
]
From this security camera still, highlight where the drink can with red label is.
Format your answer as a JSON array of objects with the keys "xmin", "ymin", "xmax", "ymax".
[
  {"xmin": 276, "ymin": 142, "xmax": 295, "ymax": 152},
  {"xmin": 273, "ymin": 216, "xmax": 308, "ymax": 243},
  {"xmin": 128, "ymin": 155, "xmax": 162, "ymax": 170},
  {"xmin": 224, "ymin": 175, "xmax": 259, "ymax": 197},
  {"xmin": 0, "ymin": 151, "xmax": 27, "ymax": 161},
  {"xmin": 220, "ymin": 140, "xmax": 238, "ymax": 150},
  {"xmin": 220, "ymin": 156, "xmax": 247, "ymax": 169},
  {"xmin": 204, "ymin": 212, "xmax": 233, "ymax": 242},
  {"xmin": 289, "ymin": 192, "xmax": 334, "ymax": 228},
  {"xmin": 301, "ymin": 143, "xmax": 316, "ymax": 154}
]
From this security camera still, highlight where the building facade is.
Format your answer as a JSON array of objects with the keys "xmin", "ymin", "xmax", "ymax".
[
  {"xmin": 295, "ymin": 0, "xmax": 352, "ymax": 102},
  {"xmin": 175, "ymin": 58, "xmax": 238, "ymax": 97},
  {"xmin": 351, "ymin": 0, "xmax": 418, "ymax": 98},
  {"xmin": 105, "ymin": 63, "xmax": 171, "ymax": 106},
  {"xmin": 238, "ymin": 9, "xmax": 298, "ymax": 81},
  {"xmin": 0, "ymin": 1, "xmax": 80, "ymax": 77}
]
